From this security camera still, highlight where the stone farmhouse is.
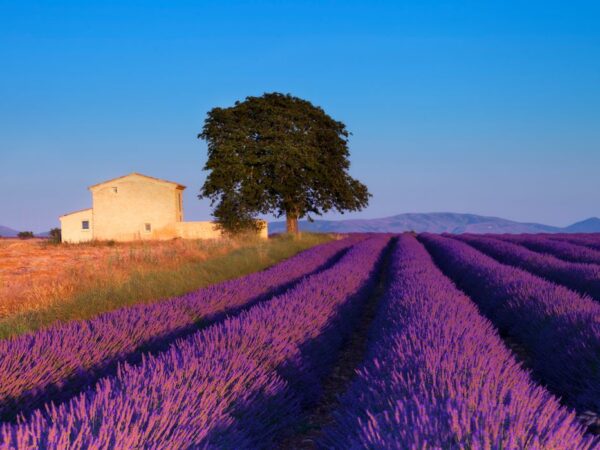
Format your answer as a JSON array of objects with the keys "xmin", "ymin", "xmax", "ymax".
[{"xmin": 59, "ymin": 173, "xmax": 267, "ymax": 243}]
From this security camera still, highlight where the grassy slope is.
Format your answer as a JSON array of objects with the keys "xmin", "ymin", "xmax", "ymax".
[{"xmin": 0, "ymin": 233, "xmax": 334, "ymax": 339}]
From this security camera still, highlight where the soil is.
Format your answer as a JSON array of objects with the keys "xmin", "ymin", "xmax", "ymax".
[{"xmin": 275, "ymin": 239, "xmax": 394, "ymax": 449}]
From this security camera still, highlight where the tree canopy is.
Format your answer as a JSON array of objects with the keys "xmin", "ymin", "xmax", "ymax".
[{"xmin": 198, "ymin": 92, "xmax": 370, "ymax": 234}]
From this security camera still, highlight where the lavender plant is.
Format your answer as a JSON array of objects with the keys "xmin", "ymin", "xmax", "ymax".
[
  {"xmin": 322, "ymin": 234, "xmax": 592, "ymax": 448},
  {"xmin": 548, "ymin": 234, "xmax": 600, "ymax": 252},
  {"xmin": 494, "ymin": 234, "xmax": 600, "ymax": 265},
  {"xmin": 454, "ymin": 233, "xmax": 600, "ymax": 301},
  {"xmin": 0, "ymin": 236, "xmax": 390, "ymax": 448},
  {"xmin": 420, "ymin": 233, "xmax": 600, "ymax": 419}
]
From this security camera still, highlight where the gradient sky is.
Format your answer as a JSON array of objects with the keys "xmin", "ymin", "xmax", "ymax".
[{"xmin": 1, "ymin": 0, "xmax": 599, "ymax": 232}]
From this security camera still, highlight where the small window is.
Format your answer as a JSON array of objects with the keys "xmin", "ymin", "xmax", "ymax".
[
  {"xmin": 112, "ymin": 187, "xmax": 118, "ymax": 193},
  {"xmin": 145, "ymin": 223, "xmax": 151, "ymax": 232},
  {"xmin": 82, "ymin": 220, "xmax": 90, "ymax": 230}
]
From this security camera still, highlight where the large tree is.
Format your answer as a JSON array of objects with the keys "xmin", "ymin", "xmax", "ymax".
[{"xmin": 198, "ymin": 92, "xmax": 370, "ymax": 234}]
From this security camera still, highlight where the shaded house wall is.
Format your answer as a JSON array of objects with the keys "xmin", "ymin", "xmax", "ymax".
[{"xmin": 59, "ymin": 209, "xmax": 93, "ymax": 243}]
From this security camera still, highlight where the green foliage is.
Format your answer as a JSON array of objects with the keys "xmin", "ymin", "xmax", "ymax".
[
  {"xmin": 49, "ymin": 228, "xmax": 62, "ymax": 244},
  {"xmin": 17, "ymin": 231, "xmax": 34, "ymax": 240},
  {"xmin": 198, "ymin": 92, "xmax": 370, "ymax": 233}
]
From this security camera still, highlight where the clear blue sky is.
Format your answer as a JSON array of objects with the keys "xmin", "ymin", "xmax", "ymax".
[{"xmin": 1, "ymin": 0, "xmax": 599, "ymax": 232}]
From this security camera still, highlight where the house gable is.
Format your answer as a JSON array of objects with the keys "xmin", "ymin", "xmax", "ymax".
[
  {"xmin": 91, "ymin": 173, "xmax": 184, "ymax": 241},
  {"xmin": 88, "ymin": 173, "xmax": 186, "ymax": 192}
]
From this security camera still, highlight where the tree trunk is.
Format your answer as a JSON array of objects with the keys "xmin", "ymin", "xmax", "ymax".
[{"xmin": 286, "ymin": 209, "xmax": 299, "ymax": 234}]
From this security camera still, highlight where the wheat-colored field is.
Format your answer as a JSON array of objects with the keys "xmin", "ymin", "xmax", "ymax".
[
  {"xmin": 0, "ymin": 238, "xmax": 241, "ymax": 318},
  {"xmin": 0, "ymin": 233, "xmax": 334, "ymax": 338}
]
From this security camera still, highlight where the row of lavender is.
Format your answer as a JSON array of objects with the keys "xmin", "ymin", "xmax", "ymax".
[
  {"xmin": 550, "ymin": 233, "xmax": 600, "ymax": 251},
  {"xmin": 0, "ymin": 235, "xmax": 362, "ymax": 421},
  {"xmin": 451, "ymin": 233, "xmax": 600, "ymax": 301},
  {"xmin": 495, "ymin": 233, "xmax": 600, "ymax": 265},
  {"xmin": 420, "ymin": 233, "xmax": 600, "ymax": 419},
  {"xmin": 0, "ymin": 236, "xmax": 390, "ymax": 448},
  {"xmin": 322, "ymin": 234, "xmax": 592, "ymax": 448}
]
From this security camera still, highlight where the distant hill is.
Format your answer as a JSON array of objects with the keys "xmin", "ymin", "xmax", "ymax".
[
  {"xmin": 0, "ymin": 226, "xmax": 50, "ymax": 238},
  {"xmin": 0, "ymin": 226, "xmax": 19, "ymax": 237},
  {"xmin": 563, "ymin": 217, "xmax": 600, "ymax": 233},
  {"xmin": 269, "ymin": 213, "xmax": 600, "ymax": 234}
]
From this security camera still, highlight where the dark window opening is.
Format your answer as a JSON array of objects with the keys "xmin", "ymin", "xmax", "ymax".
[
  {"xmin": 82, "ymin": 220, "xmax": 90, "ymax": 230},
  {"xmin": 145, "ymin": 223, "xmax": 151, "ymax": 232}
]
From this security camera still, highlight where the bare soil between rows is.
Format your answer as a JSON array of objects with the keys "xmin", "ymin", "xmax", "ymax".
[{"xmin": 275, "ymin": 239, "xmax": 395, "ymax": 449}]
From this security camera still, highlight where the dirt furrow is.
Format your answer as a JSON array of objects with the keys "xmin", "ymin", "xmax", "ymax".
[{"xmin": 275, "ymin": 238, "xmax": 395, "ymax": 449}]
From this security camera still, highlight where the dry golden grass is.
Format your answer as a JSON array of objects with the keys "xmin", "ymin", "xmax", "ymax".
[
  {"xmin": 0, "ymin": 233, "xmax": 335, "ymax": 339},
  {"xmin": 0, "ymin": 238, "xmax": 244, "ymax": 318}
]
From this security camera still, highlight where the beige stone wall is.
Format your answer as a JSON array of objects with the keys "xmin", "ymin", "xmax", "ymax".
[
  {"xmin": 174, "ymin": 220, "xmax": 268, "ymax": 240},
  {"xmin": 174, "ymin": 222, "xmax": 223, "ymax": 239},
  {"xmin": 91, "ymin": 175, "xmax": 183, "ymax": 242},
  {"xmin": 60, "ymin": 209, "xmax": 93, "ymax": 243}
]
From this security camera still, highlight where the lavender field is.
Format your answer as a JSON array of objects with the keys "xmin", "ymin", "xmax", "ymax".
[{"xmin": 1, "ymin": 233, "xmax": 600, "ymax": 448}]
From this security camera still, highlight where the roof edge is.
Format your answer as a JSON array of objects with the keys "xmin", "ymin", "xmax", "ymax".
[
  {"xmin": 88, "ymin": 173, "xmax": 186, "ymax": 190},
  {"xmin": 59, "ymin": 208, "xmax": 93, "ymax": 218}
]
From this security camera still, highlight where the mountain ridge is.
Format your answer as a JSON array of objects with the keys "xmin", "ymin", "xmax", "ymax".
[
  {"xmin": 563, "ymin": 217, "xmax": 600, "ymax": 233},
  {"xmin": 0, "ymin": 226, "xmax": 19, "ymax": 237},
  {"xmin": 269, "ymin": 212, "xmax": 600, "ymax": 234},
  {"xmin": 0, "ymin": 226, "xmax": 50, "ymax": 237},
  {"xmin": 3, "ymin": 214, "xmax": 599, "ymax": 237}
]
